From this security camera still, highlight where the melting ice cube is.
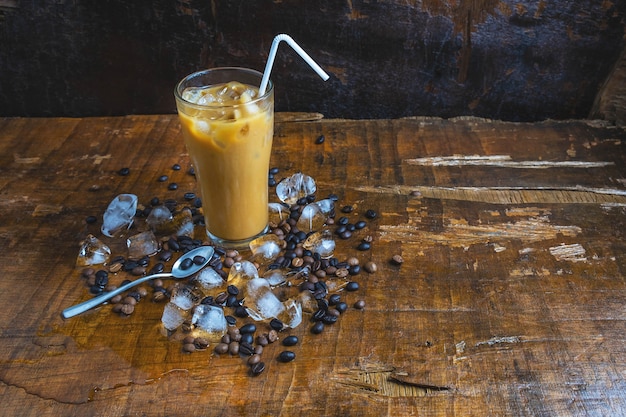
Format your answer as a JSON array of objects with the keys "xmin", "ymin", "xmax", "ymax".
[
  {"xmin": 279, "ymin": 298, "xmax": 303, "ymax": 329},
  {"xmin": 249, "ymin": 234, "xmax": 282, "ymax": 263},
  {"xmin": 161, "ymin": 302, "xmax": 188, "ymax": 331},
  {"xmin": 268, "ymin": 203, "xmax": 290, "ymax": 224},
  {"xmin": 244, "ymin": 278, "xmax": 285, "ymax": 321},
  {"xmin": 297, "ymin": 203, "xmax": 325, "ymax": 232},
  {"xmin": 76, "ymin": 234, "xmax": 111, "ymax": 266},
  {"xmin": 263, "ymin": 268, "xmax": 288, "ymax": 286},
  {"xmin": 227, "ymin": 261, "xmax": 259, "ymax": 291},
  {"xmin": 101, "ymin": 194, "xmax": 138, "ymax": 237},
  {"xmin": 303, "ymin": 229, "xmax": 335, "ymax": 259},
  {"xmin": 126, "ymin": 231, "xmax": 159, "ymax": 260},
  {"xmin": 169, "ymin": 284, "xmax": 201, "ymax": 311},
  {"xmin": 194, "ymin": 267, "xmax": 225, "ymax": 292},
  {"xmin": 192, "ymin": 304, "xmax": 227, "ymax": 341},
  {"xmin": 275, "ymin": 172, "xmax": 316, "ymax": 205}
]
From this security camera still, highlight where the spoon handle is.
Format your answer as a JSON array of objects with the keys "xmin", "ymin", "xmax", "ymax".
[{"xmin": 61, "ymin": 272, "xmax": 173, "ymax": 319}]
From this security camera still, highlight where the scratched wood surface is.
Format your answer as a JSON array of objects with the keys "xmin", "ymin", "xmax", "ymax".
[{"xmin": 1, "ymin": 115, "xmax": 626, "ymax": 416}]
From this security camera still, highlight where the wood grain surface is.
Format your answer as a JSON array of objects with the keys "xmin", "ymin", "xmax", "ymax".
[{"xmin": 1, "ymin": 115, "xmax": 626, "ymax": 416}]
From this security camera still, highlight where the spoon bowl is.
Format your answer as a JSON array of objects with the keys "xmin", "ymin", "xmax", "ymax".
[{"xmin": 62, "ymin": 245, "xmax": 215, "ymax": 319}]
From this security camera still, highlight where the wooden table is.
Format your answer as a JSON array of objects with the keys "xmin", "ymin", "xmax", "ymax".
[{"xmin": 1, "ymin": 114, "xmax": 626, "ymax": 416}]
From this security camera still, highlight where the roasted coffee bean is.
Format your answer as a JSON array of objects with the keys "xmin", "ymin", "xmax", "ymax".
[
  {"xmin": 278, "ymin": 351, "xmax": 296, "ymax": 362},
  {"xmin": 339, "ymin": 230, "xmax": 352, "ymax": 240},
  {"xmin": 336, "ymin": 301, "xmax": 348, "ymax": 313},
  {"xmin": 184, "ymin": 192, "xmax": 196, "ymax": 201},
  {"xmin": 349, "ymin": 265, "xmax": 361, "ymax": 275},
  {"xmin": 335, "ymin": 268, "xmax": 349, "ymax": 278},
  {"xmin": 192, "ymin": 255, "xmax": 206, "ymax": 265},
  {"xmin": 391, "ymin": 254, "xmax": 404, "ymax": 265},
  {"xmin": 315, "ymin": 134, "xmax": 325, "ymax": 144},
  {"xmin": 86, "ymin": 215, "xmax": 98, "ymax": 224},
  {"xmin": 90, "ymin": 285, "xmax": 104, "ymax": 295},
  {"xmin": 227, "ymin": 285, "xmax": 239, "ymax": 296},
  {"xmin": 118, "ymin": 167, "xmax": 130, "ymax": 176},
  {"xmin": 355, "ymin": 220, "xmax": 367, "ymax": 230},
  {"xmin": 226, "ymin": 294, "xmax": 240, "ymax": 307},
  {"xmin": 228, "ymin": 341, "xmax": 240, "ymax": 355},
  {"xmin": 248, "ymin": 354, "xmax": 262, "ymax": 366},
  {"xmin": 256, "ymin": 334, "xmax": 269, "ymax": 346},
  {"xmin": 110, "ymin": 294, "xmax": 123, "ymax": 304},
  {"xmin": 365, "ymin": 209, "xmax": 377, "ymax": 219},
  {"xmin": 194, "ymin": 338, "xmax": 209, "ymax": 350},
  {"xmin": 157, "ymin": 175, "xmax": 168, "ymax": 182},
  {"xmin": 341, "ymin": 205, "xmax": 353, "ymax": 213},
  {"xmin": 311, "ymin": 321, "xmax": 325, "ymax": 334},
  {"xmin": 240, "ymin": 333, "xmax": 254, "ymax": 345},
  {"xmin": 328, "ymin": 294, "xmax": 341, "ymax": 305},
  {"xmin": 178, "ymin": 258, "xmax": 193, "ymax": 270},
  {"xmin": 312, "ymin": 309, "xmax": 326, "ymax": 321},
  {"xmin": 225, "ymin": 315, "xmax": 237, "ymax": 325},
  {"xmin": 354, "ymin": 300, "xmax": 366, "ymax": 309},
  {"xmin": 148, "ymin": 262, "xmax": 165, "ymax": 275},
  {"xmin": 267, "ymin": 330, "xmax": 279, "ymax": 343},
  {"xmin": 239, "ymin": 323, "xmax": 257, "ymax": 334},
  {"xmin": 215, "ymin": 292, "xmax": 228, "ymax": 305},
  {"xmin": 239, "ymin": 342, "xmax": 255, "ymax": 356},
  {"xmin": 346, "ymin": 281, "xmax": 360, "ymax": 291},
  {"xmin": 172, "ymin": 163, "xmax": 181, "ymax": 171},
  {"xmin": 119, "ymin": 303, "xmax": 134, "ymax": 315},
  {"xmin": 95, "ymin": 270, "xmax": 108, "ymax": 287},
  {"xmin": 270, "ymin": 318, "xmax": 285, "ymax": 331},
  {"xmin": 250, "ymin": 361, "xmax": 266, "ymax": 376},
  {"xmin": 357, "ymin": 242, "xmax": 371, "ymax": 251},
  {"xmin": 282, "ymin": 335, "xmax": 299, "ymax": 346},
  {"xmin": 214, "ymin": 343, "xmax": 229, "ymax": 354},
  {"xmin": 158, "ymin": 250, "xmax": 173, "ymax": 262},
  {"xmin": 168, "ymin": 183, "xmax": 178, "ymax": 190},
  {"xmin": 364, "ymin": 261, "xmax": 377, "ymax": 273},
  {"xmin": 182, "ymin": 343, "xmax": 196, "ymax": 353}
]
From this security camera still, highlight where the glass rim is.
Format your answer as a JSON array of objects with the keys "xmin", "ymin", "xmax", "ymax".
[{"xmin": 174, "ymin": 67, "xmax": 274, "ymax": 110}]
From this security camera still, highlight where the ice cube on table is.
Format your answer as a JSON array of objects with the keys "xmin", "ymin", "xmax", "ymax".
[
  {"xmin": 146, "ymin": 205, "xmax": 173, "ymax": 231},
  {"xmin": 314, "ymin": 198, "xmax": 335, "ymax": 215},
  {"xmin": 194, "ymin": 267, "xmax": 225, "ymax": 292},
  {"xmin": 263, "ymin": 268, "xmax": 288, "ymax": 286},
  {"xmin": 126, "ymin": 231, "xmax": 159, "ymax": 260},
  {"xmin": 192, "ymin": 304, "xmax": 227, "ymax": 341},
  {"xmin": 101, "ymin": 194, "xmax": 138, "ymax": 237},
  {"xmin": 275, "ymin": 172, "xmax": 316, "ymax": 205},
  {"xmin": 76, "ymin": 234, "xmax": 111, "ymax": 266},
  {"xmin": 268, "ymin": 203, "xmax": 290, "ymax": 225},
  {"xmin": 303, "ymin": 229, "xmax": 336, "ymax": 259},
  {"xmin": 297, "ymin": 203, "xmax": 325, "ymax": 232},
  {"xmin": 249, "ymin": 234, "xmax": 282, "ymax": 263},
  {"xmin": 169, "ymin": 284, "xmax": 201, "ymax": 311},
  {"xmin": 244, "ymin": 278, "xmax": 285, "ymax": 321},
  {"xmin": 227, "ymin": 261, "xmax": 259, "ymax": 291},
  {"xmin": 279, "ymin": 298, "xmax": 303, "ymax": 329},
  {"xmin": 161, "ymin": 302, "xmax": 188, "ymax": 331}
]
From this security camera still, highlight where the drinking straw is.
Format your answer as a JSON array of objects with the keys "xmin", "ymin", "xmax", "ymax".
[{"xmin": 259, "ymin": 34, "xmax": 329, "ymax": 95}]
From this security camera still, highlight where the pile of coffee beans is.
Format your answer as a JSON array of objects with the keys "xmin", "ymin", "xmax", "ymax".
[{"xmin": 80, "ymin": 166, "xmax": 376, "ymax": 376}]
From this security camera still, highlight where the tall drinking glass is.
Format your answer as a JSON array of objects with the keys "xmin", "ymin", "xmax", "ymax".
[{"xmin": 174, "ymin": 68, "xmax": 274, "ymax": 248}]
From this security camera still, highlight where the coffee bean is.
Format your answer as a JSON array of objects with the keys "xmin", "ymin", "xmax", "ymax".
[
  {"xmin": 282, "ymin": 335, "xmax": 299, "ymax": 346},
  {"xmin": 240, "ymin": 333, "xmax": 254, "ymax": 345},
  {"xmin": 311, "ymin": 321, "xmax": 325, "ymax": 334},
  {"xmin": 168, "ymin": 183, "xmax": 178, "ymax": 190},
  {"xmin": 346, "ymin": 281, "xmax": 360, "ymax": 292},
  {"xmin": 214, "ymin": 343, "xmax": 229, "ymax": 354},
  {"xmin": 391, "ymin": 254, "xmax": 404, "ymax": 265},
  {"xmin": 227, "ymin": 285, "xmax": 239, "ymax": 296},
  {"xmin": 322, "ymin": 314, "xmax": 338, "ymax": 325},
  {"xmin": 250, "ymin": 361, "xmax": 266, "ymax": 376},
  {"xmin": 364, "ymin": 261, "xmax": 377, "ymax": 273},
  {"xmin": 357, "ymin": 242, "xmax": 371, "ymax": 251},
  {"xmin": 248, "ymin": 354, "xmax": 262, "ymax": 366},
  {"xmin": 182, "ymin": 343, "xmax": 196, "ymax": 353},
  {"xmin": 118, "ymin": 167, "xmax": 130, "ymax": 176},
  {"xmin": 335, "ymin": 302, "xmax": 348, "ymax": 313},
  {"xmin": 270, "ymin": 318, "xmax": 285, "ymax": 331},
  {"xmin": 184, "ymin": 192, "xmax": 196, "ymax": 200},
  {"xmin": 365, "ymin": 209, "xmax": 377, "ymax": 219},
  {"xmin": 85, "ymin": 215, "xmax": 98, "ymax": 224},
  {"xmin": 157, "ymin": 175, "xmax": 168, "ymax": 182},
  {"xmin": 228, "ymin": 341, "xmax": 240, "ymax": 355},
  {"xmin": 355, "ymin": 220, "xmax": 367, "ymax": 230},
  {"xmin": 179, "ymin": 258, "xmax": 193, "ymax": 270},
  {"xmin": 240, "ymin": 323, "xmax": 257, "ymax": 334},
  {"xmin": 349, "ymin": 265, "xmax": 361, "ymax": 275},
  {"xmin": 354, "ymin": 300, "xmax": 366, "ymax": 309},
  {"xmin": 172, "ymin": 163, "xmax": 181, "ymax": 171},
  {"xmin": 278, "ymin": 350, "xmax": 296, "ymax": 362},
  {"xmin": 239, "ymin": 342, "xmax": 255, "ymax": 356},
  {"xmin": 341, "ymin": 205, "xmax": 353, "ymax": 213},
  {"xmin": 315, "ymin": 134, "xmax": 325, "ymax": 144},
  {"xmin": 194, "ymin": 338, "xmax": 209, "ymax": 350}
]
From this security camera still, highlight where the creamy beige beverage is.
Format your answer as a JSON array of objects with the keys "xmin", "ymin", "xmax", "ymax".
[{"xmin": 175, "ymin": 69, "xmax": 274, "ymax": 245}]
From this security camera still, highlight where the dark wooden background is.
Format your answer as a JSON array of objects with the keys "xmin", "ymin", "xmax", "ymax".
[{"xmin": 0, "ymin": 0, "xmax": 625, "ymax": 121}]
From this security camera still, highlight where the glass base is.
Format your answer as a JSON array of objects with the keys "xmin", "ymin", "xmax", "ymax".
[{"xmin": 206, "ymin": 225, "xmax": 269, "ymax": 250}]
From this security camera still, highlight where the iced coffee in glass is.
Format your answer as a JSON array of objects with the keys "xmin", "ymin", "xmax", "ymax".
[{"xmin": 174, "ymin": 68, "xmax": 274, "ymax": 247}]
